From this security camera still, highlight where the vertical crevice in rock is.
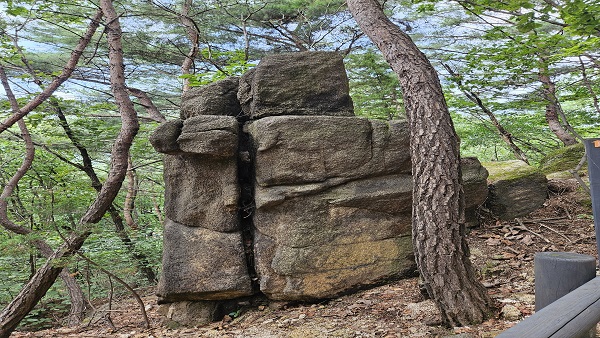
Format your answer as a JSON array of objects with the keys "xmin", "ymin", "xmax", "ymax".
[{"xmin": 236, "ymin": 114, "xmax": 259, "ymax": 293}]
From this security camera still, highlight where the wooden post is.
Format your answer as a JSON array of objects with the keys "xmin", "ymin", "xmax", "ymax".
[
  {"xmin": 534, "ymin": 252, "xmax": 596, "ymax": 311},
  {"xmin": 584, "ymin": 138, "xmax": 600, "ymax": 259}
]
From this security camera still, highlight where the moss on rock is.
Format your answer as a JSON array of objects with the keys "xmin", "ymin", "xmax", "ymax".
[
  {"xmin": 482, "ymin": 160, "xmax": 543, "ymax": 183},
  {"xmin": 539, "ymin": 143, "xmax": 585, "ymax": 175}
]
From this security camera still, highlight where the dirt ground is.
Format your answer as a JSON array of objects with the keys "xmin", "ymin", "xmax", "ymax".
[{"xmin": 10, "ymin": 178, "xmax": 597, "ymax": 337}]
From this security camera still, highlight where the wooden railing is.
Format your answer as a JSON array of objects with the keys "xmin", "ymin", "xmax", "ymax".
[{"xmin": 496, "ymin": 276, "xmax": 600, "ymax": 337}]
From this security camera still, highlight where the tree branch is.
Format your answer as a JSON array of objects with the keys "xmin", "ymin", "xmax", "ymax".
[{"xmin": 0, "ymin": 9, "xmax": 103, "ymax": 134}]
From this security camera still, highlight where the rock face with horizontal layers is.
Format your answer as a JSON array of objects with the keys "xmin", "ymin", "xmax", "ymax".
[
  {"xmin": 483, "ymin": 160, "xmax": 548, "ymax": 220},
  {"xmin": 150, "ymin": 51, "xmax": 492, "ymax": 324},
  {"xmin": 247, "ymin": 116, "xmax": 415, "ymax": 300}
]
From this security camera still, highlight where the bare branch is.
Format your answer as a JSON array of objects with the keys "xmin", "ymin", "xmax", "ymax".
[
  {"xmin": 127, "ymin": 87, "xmax": 166, "ymax": 123},
  {"xmin": 0, "ymin": 9, "xmax": 103, "ymax": 134},
  {"xmin": 0, "ymin": 66, "xmax": 35, "ymax": 236}
]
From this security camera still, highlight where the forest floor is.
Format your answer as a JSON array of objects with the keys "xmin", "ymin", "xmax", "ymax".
[{"xmin": 10, "ymin": 178, "xmax": 597, "ymax": 338}]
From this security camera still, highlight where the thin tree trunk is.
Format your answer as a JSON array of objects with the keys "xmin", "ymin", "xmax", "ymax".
[
  {"xmin": 57, "ymin": 108, "xmax": 156, "ymax": 283},
  {"xmin": 347, "ymin": 0, "xmax": 492, "ymax": 326},
  {"xmin": 124, "ymin": 156, "xmax": 138, "ymax": 229},
  {"xmin": 81, "ymin": 0, "xmax": 140, "ymax": 224},
  {"xmin": 579, "ymin": 56, "xmax": 600, "ymax": 115},
  {"xmin": 0, "ymin": 233, "xmax": 89, "ymax": 337},
  {"xmin": 126, "ymin": 87, "xmax": 166, "ymax": 123},
  {"xmin": 538, "ymin": 61, "xmax": 578, "ymax": 146},
  {"xmin": 443, "ymin": 64, "xmax": 529, "ymax": 163},
  {"xmin": 180, "ymin": 0, "xmax": 200, "ymax": 93},
  {"xmin": 0, "ymin": 66, "xmax": 89, "ymax": 327},
  {"xmin": 152, "ymin": 196, "xmax": 164, "ymax": 224},
  {"xmin": 109, "ymin": 206, "xmax": 158, "ymax": 283}
]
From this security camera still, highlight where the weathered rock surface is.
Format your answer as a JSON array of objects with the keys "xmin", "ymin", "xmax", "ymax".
[
  {"xmin": 249, "ymin": 116, "xmax": 488, "ymax": 300},
  {"xmin": 150, "ymin": 116, "xmax": 240, "ymax": 231},
  {"xmin": 177, "ymin": 115, "xmax": 239, "ymax": 157},
  {"xmin": 483, "ymin": 160, "xmax": 548, "ymax": 220},
  {"xmin": 462, "ymin": 157, "xmax": 490, "ymax": 226},
  {"xmin": 158, "ymin": 299, "xmax": 240, "ymax": 327},
  {"xmin": 149, "ymin": 119, "xmax": 183, "ymax": 154},
  {"xmin": 237, "ymin": 51, "xmax": 354, "ymax": 118},
  {"xmin": 157, "ymin": 219, "xmax": 253, "ymax": 302},
  {"xmin": 246, "ymin": 116, "xmax": 411, "ymax": 187},
  {"xmin": 254, "ymin": 232, "xmax": 414, "ymax": 301},
  {"xmin": 180, "ymin": 77, "xmax": 241, "ymax": 119},
  {"xmin": 163, "ymin": 154, "xmax": 239, "ymax": 231}
]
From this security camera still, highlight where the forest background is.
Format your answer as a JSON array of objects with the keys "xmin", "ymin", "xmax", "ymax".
[{"xmin": 0, "ymin": 0, "xmax": 598, "ymax": 331}]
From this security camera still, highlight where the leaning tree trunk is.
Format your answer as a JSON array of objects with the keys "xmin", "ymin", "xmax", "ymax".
[
  {"xmin": 347, "ymin": 0, "xmax": 492, "ymax": 326},
  {"xmin": 0, "ymin": 234, "xmax": 89, "ymax": 337},
  {"xmin": 0, "ymin": 67, "xmax": 89, "ymax": 328}
]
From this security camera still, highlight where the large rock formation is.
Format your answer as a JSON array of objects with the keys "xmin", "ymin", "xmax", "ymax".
[{"xmin": 150, "ymin": 51, "xmax": 491, "ymax": 322}]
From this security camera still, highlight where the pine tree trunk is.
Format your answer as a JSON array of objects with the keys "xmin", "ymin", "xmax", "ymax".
[
  {"xmin": 538, "ymin": 62, "xmax": 578, "ymax": 146},
  {"xmin": 35, "ymin": 240, "xmax": 90, "ymax": 326},
  {"xmin": 347, "ymin": 0, "xmax": 492, "ymax": 326}
]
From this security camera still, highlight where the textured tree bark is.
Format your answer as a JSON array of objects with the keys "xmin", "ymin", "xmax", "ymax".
[
  {"xmin": 0, "ymin": 233, "xmax": 89, "ymax": 338},
  {"xmin": 81, "ymin": 0, "xmax": 140, "ymax": 224},
  {"xmin": 347, "ymin": 0, "xmax": 492, "ymax": 326}
]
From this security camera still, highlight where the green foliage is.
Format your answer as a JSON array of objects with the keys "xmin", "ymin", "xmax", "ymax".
[
  {"xmin": 181, "ymin": 49, "xmax": 256, "ymax": 86},
  {"xmin": 538, "ymin": 142, "xmax": 586, "ymax": 174},
  {"xmin": 345, "ymin": 49, "xmax": 405, "ymax": 120}
]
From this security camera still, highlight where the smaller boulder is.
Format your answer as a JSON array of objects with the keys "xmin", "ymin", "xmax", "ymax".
[
  {"xmin": 177, "ymin": 115, "xmax": 239, "ymax": 157},
  {"xmin": 149, "ymin": 119, "xmax": 183, "ymax": 154},
  {"xmin": 158, "ymin": 300, "xmax": 240, "ymax": 327},
  {"xmin": 180, "ymin": 77, "xmax": 241, "ymax": 119},
  {"xmin": 483, "ymin": 160, "xmax": 548, "ymax": 220}
]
